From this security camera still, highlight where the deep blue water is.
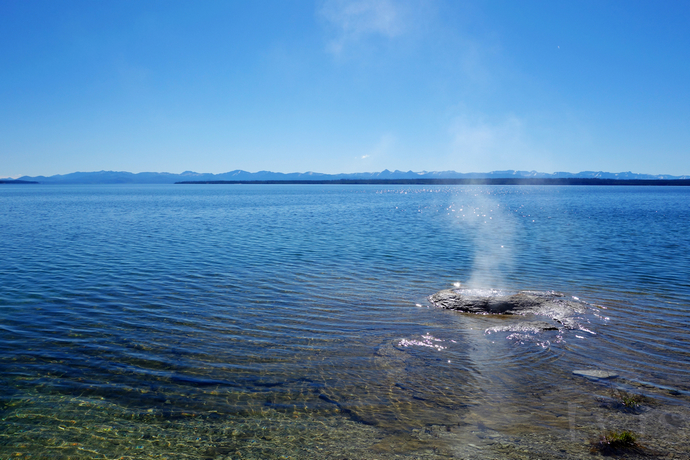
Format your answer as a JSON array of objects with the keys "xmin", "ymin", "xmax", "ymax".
[{"xmin": 1, "ymin": 184, "xmax": 689, "ymax": 458}]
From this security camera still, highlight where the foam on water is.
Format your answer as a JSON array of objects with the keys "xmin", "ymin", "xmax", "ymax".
[{"xmin": 455, "ymin": 287, "xmax": 517, "ymax": 297}]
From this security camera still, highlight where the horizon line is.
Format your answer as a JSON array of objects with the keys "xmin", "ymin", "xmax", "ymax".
[{"xmin": 4, "ymin": 167, "xmax": 689, "ymax": 179}]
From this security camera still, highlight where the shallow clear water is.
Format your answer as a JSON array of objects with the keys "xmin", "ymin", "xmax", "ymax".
[{"xmin": 1, "ymin": 184, "xmax": 689, "ymax": 459}]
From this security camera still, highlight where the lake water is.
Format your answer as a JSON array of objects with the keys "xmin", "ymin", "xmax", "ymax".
[{"xmin": 1, "ymin": 184, "xmax": 689, "ymax": 459}]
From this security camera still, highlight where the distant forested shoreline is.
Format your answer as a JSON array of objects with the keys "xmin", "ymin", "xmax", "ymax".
[{"xmin": 176, "ymin": 178, "xmax": 690, "ymax": 186}]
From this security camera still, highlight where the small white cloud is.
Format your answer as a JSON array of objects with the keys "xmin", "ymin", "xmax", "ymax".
[
  {"xmin": 351, "ymin": 133, "xmax": 395, "ymax": 167},
  {"xmin": 319, "ymin": 0, "xmax": 408, "ymax": 54}
]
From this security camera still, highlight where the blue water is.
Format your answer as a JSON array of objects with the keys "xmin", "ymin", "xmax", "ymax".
[{"xmin": 1, "ymin": 184, "xmax": 689, "ymax": 458}]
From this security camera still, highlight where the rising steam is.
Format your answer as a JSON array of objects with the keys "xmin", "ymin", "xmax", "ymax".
[{"xmin": 453, "ymin": 189, "xmax": 517, "ymax": 289}]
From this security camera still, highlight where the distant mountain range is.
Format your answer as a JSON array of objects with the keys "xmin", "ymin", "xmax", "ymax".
[{"xmin": 2, "ymin": 169, "xmax": 689, "ymax": 184}]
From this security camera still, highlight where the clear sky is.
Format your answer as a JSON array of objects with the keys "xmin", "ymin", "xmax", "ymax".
[{"xmin": 2, "ymin": 0, "xmax": 689, "ymax": 177}]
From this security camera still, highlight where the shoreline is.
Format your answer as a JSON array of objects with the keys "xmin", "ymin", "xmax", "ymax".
[{"xmin": 175, "ymin": 178, "xmax": 690, "ymax": 186}]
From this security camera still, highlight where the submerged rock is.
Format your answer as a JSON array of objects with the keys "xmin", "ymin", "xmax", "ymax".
[{"xmin": 572, "ymin": 369, "xmax": 619, "ymax": 380}]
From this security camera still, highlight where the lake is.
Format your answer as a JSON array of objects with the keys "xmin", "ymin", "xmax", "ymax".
[{"xmin": 1, "ymin": 184, "xmax": 689, "ymax": 459}]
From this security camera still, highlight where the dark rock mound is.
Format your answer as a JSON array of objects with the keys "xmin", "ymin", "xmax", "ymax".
[
  {"xmin": 429, "ymin": 289, "xmax": 566, "ymax": 313},
  {"xmin": 429, "ymin": 288, "xmax": 588, "ymax": 329}
]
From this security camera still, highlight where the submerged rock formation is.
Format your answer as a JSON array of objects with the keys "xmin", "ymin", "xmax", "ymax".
[{"xmin": 572, "ymin": 369, "xmax": 619, "ymax": 380}]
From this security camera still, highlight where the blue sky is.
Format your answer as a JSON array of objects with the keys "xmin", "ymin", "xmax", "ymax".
[{"xmin": 2, "ymin": 0, "xmax": 689, "ymax": 177}]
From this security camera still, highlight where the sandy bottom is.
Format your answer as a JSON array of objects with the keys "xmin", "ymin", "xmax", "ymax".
[{"xmin": 2, "ymin": 377, "xmax": 689, "ymax": 460}]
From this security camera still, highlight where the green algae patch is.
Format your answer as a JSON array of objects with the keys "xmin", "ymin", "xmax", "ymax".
[{"xmin": 591, "ymin": 430, "xmax": 644, "ymax": 456}]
